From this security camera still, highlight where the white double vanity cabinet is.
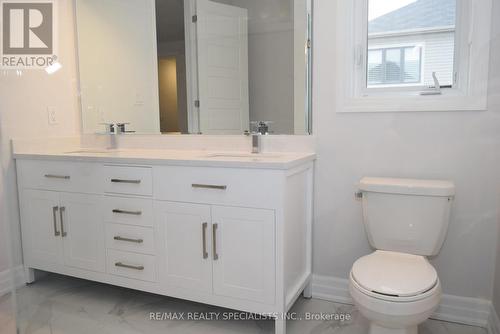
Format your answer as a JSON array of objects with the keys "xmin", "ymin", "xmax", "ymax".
[{"xmin": 14, "ymin": 148, "xmax": 315, "ymax": 333}]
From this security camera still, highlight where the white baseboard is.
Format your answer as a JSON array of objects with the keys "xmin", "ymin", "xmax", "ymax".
[
  {"xmin": 433, "ymin": 293, "xmax": 491, "ymax": 327},
  {"xmin": 312, "ymin": 274, "xmax": 491, "ymax": 328},
  {"xmin": 0, "ymin": 266, "xmax": 27, "ymax": 296},
  {"xmin": 312, "ymin": 274, "xmax": 353, "ymax": 304},
  {"xmin": 489, "ymin": 304, "xmax": 500, "ymax": 334}
]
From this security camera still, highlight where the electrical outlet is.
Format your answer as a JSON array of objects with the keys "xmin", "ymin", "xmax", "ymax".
[{"xmin": 47, "ymin": 107, "xmax": 58, "ymax": 125}]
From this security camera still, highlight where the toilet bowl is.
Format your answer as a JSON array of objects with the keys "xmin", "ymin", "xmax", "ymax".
[
  {"xmin": 351, "ymin": 177, "xmax": 455, "ymax": 334},
  {"xmin": 349, "ymin": 251, "xmax": 441, "ymax": 334}
]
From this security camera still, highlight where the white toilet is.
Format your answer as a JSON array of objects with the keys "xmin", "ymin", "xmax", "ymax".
[{"xmin": 349, "ymin": 177, "xmax": 455, "ymax": 334}]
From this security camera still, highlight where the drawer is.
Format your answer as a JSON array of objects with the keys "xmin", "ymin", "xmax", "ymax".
[
  {"xmin": 102, "ymin": 196, "xmax": 153, "ymax": 227},
  {"xmin": 153, "ymin": 166, "xmax": 281, "ymax": 208},
  {"xmin": 103, "ymin": 166, "xmax": 152, "ymax": 196},
  {"xmin": 105, "ymin": 223, "xmax": 155, "ymax": 255},
  {"xmin": 16, "ymin": 159, "xmax": 102, "ymax": 193},
  {"xmin": 106, "ymin": 249, "xmax": 157, "ymax": 282}
]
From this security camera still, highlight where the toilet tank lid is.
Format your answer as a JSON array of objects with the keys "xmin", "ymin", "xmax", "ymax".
[{"xmin": 359, "ymin": 177, "xmax": 455, "ymax": 197}]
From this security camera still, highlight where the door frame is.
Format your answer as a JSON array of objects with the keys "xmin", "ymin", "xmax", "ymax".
[{"xmin": 184, "ymin": 0, "xmax": 200, "ymax": 134}]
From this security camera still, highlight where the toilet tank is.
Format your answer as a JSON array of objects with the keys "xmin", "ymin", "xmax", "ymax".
[{"xmin": 358, "ymin": 177, "xmax": 455, "ymax": 256}]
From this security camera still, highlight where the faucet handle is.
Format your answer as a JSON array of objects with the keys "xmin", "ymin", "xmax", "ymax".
[
  {"xmin": 97, "ymin": 122, "xmax": 135, "ymax": 135},
  {"xmin": 99, "ymin": 122, "xmax": 116, "ymax": 134},
  {"xmin": 115, "ymin": 123, "xmax": 135, "ymax": 134}
]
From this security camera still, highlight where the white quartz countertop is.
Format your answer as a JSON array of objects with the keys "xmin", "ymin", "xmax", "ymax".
[{"xmin": 13, "ymin": 148, "xmax": 316, "ymax": 170}]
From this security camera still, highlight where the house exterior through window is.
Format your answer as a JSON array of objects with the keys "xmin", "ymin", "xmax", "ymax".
[
  {"xmin": 367, "ymin": 46, "xmax": 422, "ymax": 86},
  {"xmin": 367, "ymin": 0, "xmax": 456, "ymax": 88}
]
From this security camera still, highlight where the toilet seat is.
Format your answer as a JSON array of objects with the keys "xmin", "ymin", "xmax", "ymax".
[{"xmin": 351, "ymin": 250, "xmax": 438, "ymax": 302}]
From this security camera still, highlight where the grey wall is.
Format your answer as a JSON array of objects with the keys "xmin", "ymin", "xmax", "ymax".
[
  {"xmin": 491, "ymin": 0, "xmax": 500, "ymax": 316},
  {"xmin": 313, "ymin": 0, "xmax": 500, "ymax": 300},
  {"xmin": 495, "ymin": 210, "xmax": 500, "ymax": 316}
]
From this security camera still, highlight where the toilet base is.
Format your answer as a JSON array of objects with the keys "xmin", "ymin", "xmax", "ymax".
[{"xmin": 370, "ymin": 323, "xmax": 417, "ymax": 334}]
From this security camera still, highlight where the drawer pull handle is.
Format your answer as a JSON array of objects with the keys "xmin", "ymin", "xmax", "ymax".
[
  {"xmin": 52, "ymin": 206, "xmax": 60, "ymax": 236},
  {"xmin": 111, "ymin": 179, "xmax": 141, "ymax": 184},
  {"xmin": 212, "ymin": 223, "xmax": 219, "ymax": 260},
  {"xmin": 59, "ymin": 207, "xmax": 67, "ymax": 237},
  {"xmin": 115, "ymin": 262, "xmax": 144, "ymax": 271},
  {"xmin": 192, "ymin": 184, "xmax": 227, "ymax": 190},
  {"xmin": 202, "ymin": 222, "xmax": 208, "ymax": 259},
  {"xmin": 114, "ymin": 236, "xmax": 144, "ymax": 244},
  {"xmin": 112, "ymin": 209, "xmax": 142, "ymax": 216},
  {"xmin": 45, "ymin": 174, "xmax": 70, "ymax": 180}
]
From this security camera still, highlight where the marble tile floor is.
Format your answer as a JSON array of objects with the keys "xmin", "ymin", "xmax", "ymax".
[{"xmin": 0, "ymin": 274, "xmax": 488, "ymax": 334}]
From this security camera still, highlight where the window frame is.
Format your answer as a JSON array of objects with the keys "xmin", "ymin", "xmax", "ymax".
[{"xmin": 335, "ymin": 0, "xmax": 492, "ymax": 113}]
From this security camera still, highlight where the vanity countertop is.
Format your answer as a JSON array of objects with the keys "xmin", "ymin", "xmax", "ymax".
[{"xmin": 13, "ymin": 148, "xmax": 316, "ymax": 170}]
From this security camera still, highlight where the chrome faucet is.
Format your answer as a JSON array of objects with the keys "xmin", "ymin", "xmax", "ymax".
[
  {"xmin": 246, "ymin": 121, "xmax": 272, "ymax": 154},
  {"xmin": 251, "ymin": 132, "xmax": 261, "ymax": 154},
  {"xmin": 99, "ymin": 122, "xmax": 135, "ymax": 150},
  {"xmin": 100, "ymin": 122, "xmax": 135, "ymax": 135},
  {"xmin": 101, "ymin": 122, "xmax": 116, "ymax": 135},
  {"xmin": 244, "ymin": 130, "xmax": 261, "ymax": 153},
  {"xmin": 116, "ymin": 123, "xmax": 136, "ymax": 134}
]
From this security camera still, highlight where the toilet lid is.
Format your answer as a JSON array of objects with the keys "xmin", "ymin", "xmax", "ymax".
[{"xmin": 351, "ymin": 250, "xmax": 438, "ymax": 297}]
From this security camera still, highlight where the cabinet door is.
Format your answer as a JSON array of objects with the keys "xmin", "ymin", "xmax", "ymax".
[
  {"xmin": 156, "ymin": 202, "xmax": 212, "ymax": 293},
  {"xmin": 20, "ymin": 189, "xmax": 63, "ymax": 267},
  {"xmin": 60, "ymin": 193, "xmax": 105, "ymax": 272},
  {"xmin": 212, "ymin": 206, "xmax": 275, "ymax": 304}
]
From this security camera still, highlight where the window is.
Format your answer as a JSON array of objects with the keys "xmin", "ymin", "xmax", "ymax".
[
  {"xmin": 367, "ymin": 0, "xmax": 456, "ymax": 89},
  {"xmin": 335, "ymin": 0, "xmax": 493, "ymax": 112},
  {"xmin": 367, "ymin": 46, "xmax": 422, "ymax": 86}
]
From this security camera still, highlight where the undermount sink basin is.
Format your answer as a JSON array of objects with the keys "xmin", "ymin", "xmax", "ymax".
[
  {"xmin": 203, "ymin": 153, "xmax": 283, "ymax": 159},
  {"xmin": 64, "ymin": 149, "xmax": 121, "ymax": 155}
]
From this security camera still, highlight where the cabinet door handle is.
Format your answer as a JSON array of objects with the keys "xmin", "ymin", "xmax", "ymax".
[
  {"xmin": 115, "ymin": 262, "xmax": 144, "ymax": 271},
  {"xmin": 45, "ymin": 174, "xmax": 70, "ymax": 180},
  {"xmin": 111, "ymin": 179, "xmax": 141, "ymax": 184},
  {"xmin": 202, "ymin": 222, "xmax": 208, "ymax": 259},
  {"xmin": 212, "ymin": 223, "xmax": 219, "ymax": 260},
  {"xmin": 59, "ymin": 206, "xmax": 67, "ymax": 237},
  {"xmin": 52, "ymin": 206, "xmax": 60, "ymax": 236},
  {"xmin": 113, "ymin": 236, "xmax": 143, "ymax": 244},
  {"xmin": 192, "ymin": 184, "xmax": 227, "ymax": 190},
  {"xmin": 112, "ymin": 209, "xmax": 142, "ymax": 216}
]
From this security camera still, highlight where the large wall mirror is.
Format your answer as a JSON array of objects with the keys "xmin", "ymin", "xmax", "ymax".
[{"xmin": 76, "ymin": 0, "xmax": 312, "ymax": 135}]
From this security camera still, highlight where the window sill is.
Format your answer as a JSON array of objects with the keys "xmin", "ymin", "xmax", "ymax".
[{"xmin": 338, "ymin": 94, "xmax": 488, "ymax": 113}]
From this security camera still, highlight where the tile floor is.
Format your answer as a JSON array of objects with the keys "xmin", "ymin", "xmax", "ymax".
[{"xmin": 0, "ymin": 274, "xmax": 488, "ymax": 334}]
